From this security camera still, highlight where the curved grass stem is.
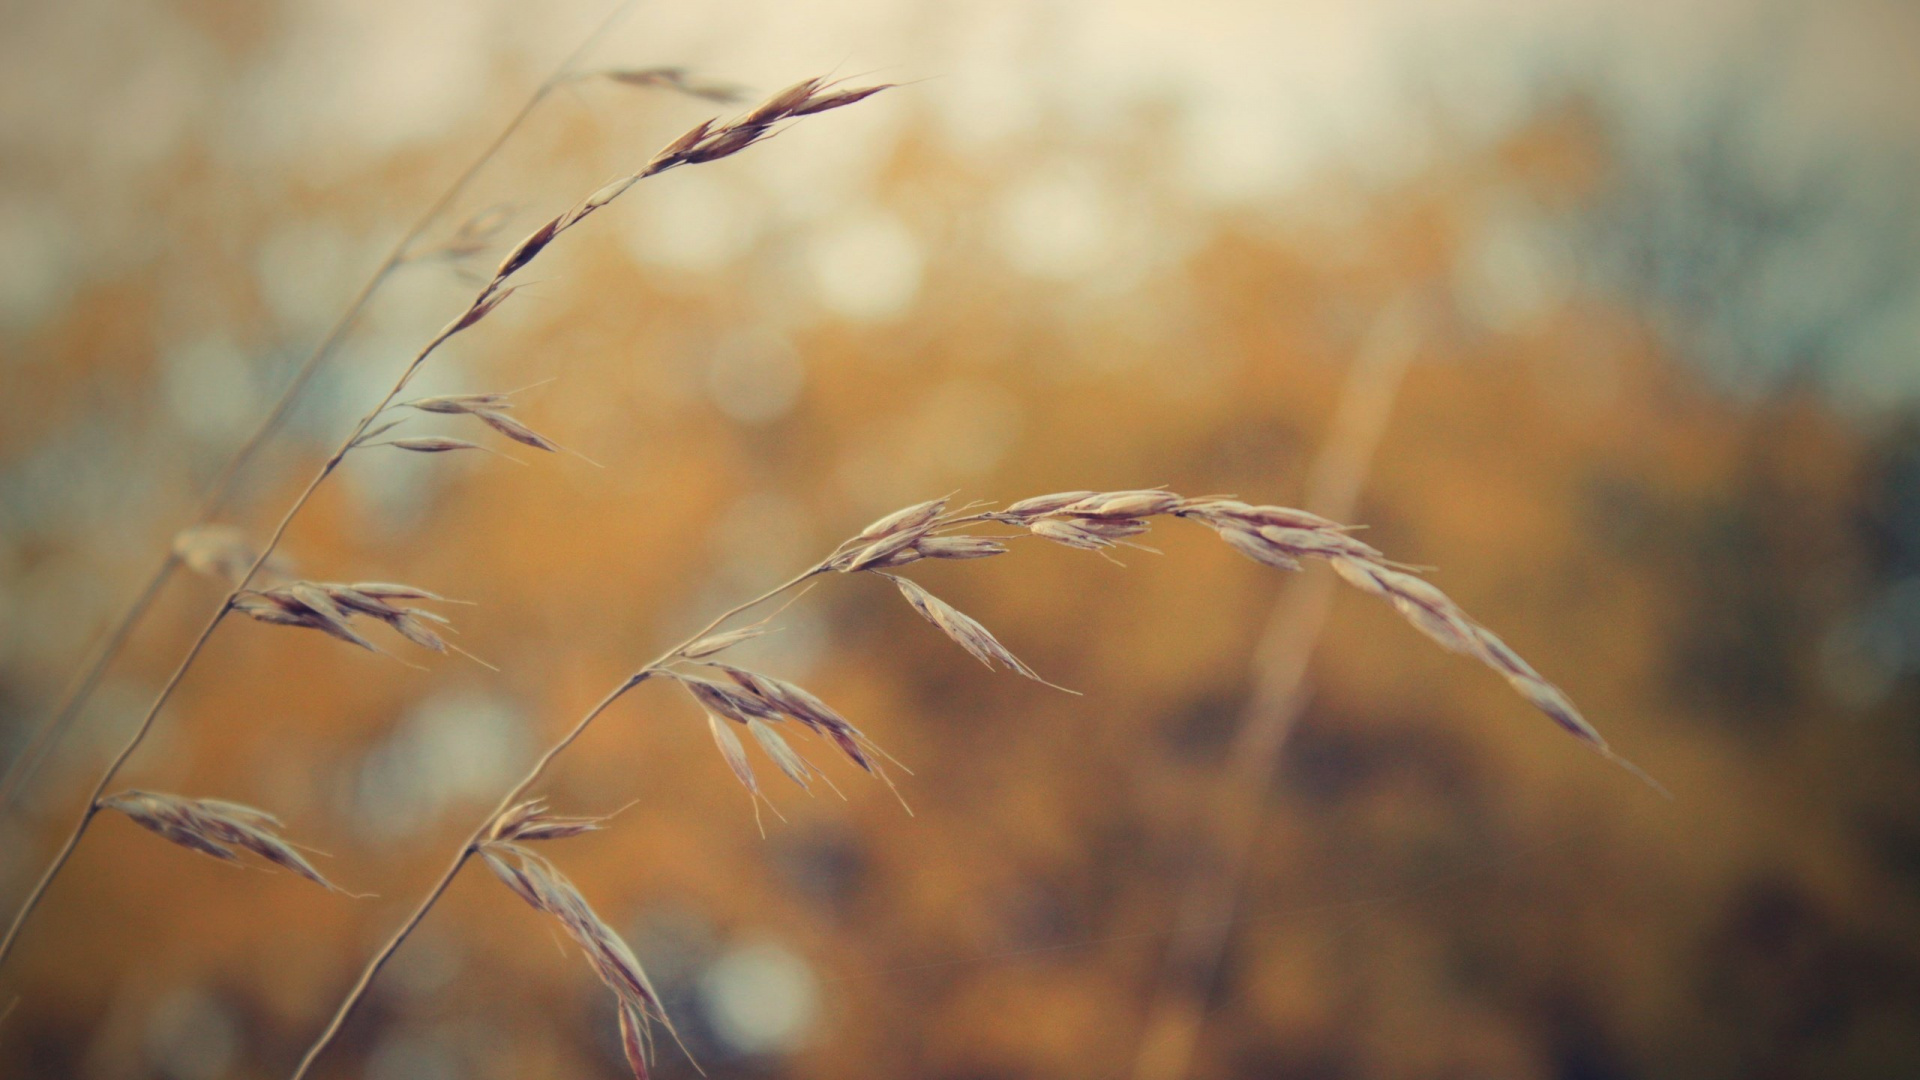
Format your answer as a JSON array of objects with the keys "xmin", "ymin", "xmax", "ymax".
[{"xmin": 286, "ymin": 563, "xmax": 827, "ymax": 1080}]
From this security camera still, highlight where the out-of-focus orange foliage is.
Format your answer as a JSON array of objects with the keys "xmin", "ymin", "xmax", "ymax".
[{"xmin": 3, "ymin": 15, "xmax": 1919, "ymax": 1080}]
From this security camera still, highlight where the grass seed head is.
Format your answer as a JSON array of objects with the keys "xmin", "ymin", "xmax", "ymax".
[
  {"xmin": 477, "ymin": 842, "xmax": 679, "ymax": 1072},
  {"xmin": 100, "ymin": 790, "xmax": 350, "ymax": 892},
  {"xmin": 487, "ymin": 799, "xmax": 608, "ymax": 844},
  {"xmin": 234, "ymin": 581, "xmax": 466, "ymax": 661},
  {"xmin": 888, "ymin": 574, "xmax": 1041, "ymax": 680}
]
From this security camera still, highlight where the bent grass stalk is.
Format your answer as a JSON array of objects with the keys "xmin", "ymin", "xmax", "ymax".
[
  {"xmin": 1129, "ymin": 301, "xmax": 1421, "ymax": 1080},
  {"xmin": 288, "ymin": 488, "xmax": 1654, "ymax": 1080},
  {"xmin": 286, "ymin": 564, "xmax": 826, "ymax": 1080},
  {"xmin": 0, "ymin": 0, "xmax": 640, "ymax": 813},
  {"xmin": 0, "ymin": 75, "xmax": 894, "ymax": 972}
]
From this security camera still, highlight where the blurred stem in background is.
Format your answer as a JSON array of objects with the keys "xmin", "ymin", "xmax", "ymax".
[
  {"xmin": 1130, "ymin": 298, "xmax": 1420, "ymax": 1080},
  {"xmin": 0, "ymin": 1, "xmax": 637, "ymax": 815}
]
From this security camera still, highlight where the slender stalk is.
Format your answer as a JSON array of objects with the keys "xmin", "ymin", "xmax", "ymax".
[
  {"xmin": 288, "ymin": 564, "xmax": 827, "ymax": 1080},
  {"xmin": 0, "ymin": 609, "xmax": 231, "ymax": 967},
  {"xmin": 1128, "ymin": 300, "xmax": 1420, "ymax": 1080},
  {"xmin": 0, "ymin": 0, "xmax": 635, "ymax": 813}
]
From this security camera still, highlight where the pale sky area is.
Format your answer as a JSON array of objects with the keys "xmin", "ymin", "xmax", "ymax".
[{"xmin": 4, "ymin": 0, "xmax": 1917, "ymax": 398}]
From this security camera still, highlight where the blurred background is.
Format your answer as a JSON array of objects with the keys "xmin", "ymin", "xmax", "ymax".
[{"xmin": 3, "ymin": 0, "xmax": 1919, "ymax": 1077}]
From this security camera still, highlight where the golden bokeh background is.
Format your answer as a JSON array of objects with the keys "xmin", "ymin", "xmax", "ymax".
[{"xmin": 3, "ymin": 1, "xmax": 1919, "ymax": 1078}]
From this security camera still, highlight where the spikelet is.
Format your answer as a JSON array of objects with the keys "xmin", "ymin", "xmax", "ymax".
[
  {"xmin": 678, "ymin": 624, "xmax": 773, "ymax": 660},
  {"xmin": 702, "ymin": 663, "xmax": 882, "ymax": 773},
  {"xmin": 884, "ymin": 574, "xmax": 1052, "ymax": 685},
  {"xmin": 485, "ymin": 799, "xmax": 610, "ymax": 844},
  {"xmin": 707, "ymin": 713, "xmax": 757, "ymax": 792},
  {"xmin": 99, "ymin": 791, "xmax": 352, "ymax": 893},
  {"xmin": 477, "ymin": 843, "xmax": 682, "ymax": 1078},
  {"xmin": 230, "ymin": 581, "xmax": 482, "ymax": 666}
]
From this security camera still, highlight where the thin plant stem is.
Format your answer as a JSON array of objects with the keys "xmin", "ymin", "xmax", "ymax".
[
  {"xmin": 1128, "ymin": 300, "xmax": 1421, "ymax": 1080},
  {"xmin": 0, "ymin": 0, "xmax": 636, "ymax": 814},
  {"xmin": 287, "ymin": 563, "xmax": 828, "ymax": 1080}
]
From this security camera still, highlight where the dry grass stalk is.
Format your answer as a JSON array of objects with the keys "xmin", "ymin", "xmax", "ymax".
[
  {"xmin": 291, "ymin": 477, "xmax": 1647, "ymax": 1080},
  {"xmin": 1130, "ymin": 312, "xmax": 1662, "ymax": 1080},
  {"xmin": 0, "ymin": 70, "xmax": 895, "ymax": 976},
  {"xmin": 1128, "ymin": 304, "xmax": 1422, "ymax": 1080},
  {"xmin": 0, "ymin": 3, "xmax": 725, "ymax": 813}
]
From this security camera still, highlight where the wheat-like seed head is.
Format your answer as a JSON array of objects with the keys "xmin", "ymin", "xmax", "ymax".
[
  {"xmin": 639, "ymin": 485, "xmax": 1655, "ymax": 845},
  {"xmin": 835, "ymin": 490, "xmax": 1651, "ymax": 786},
  {"xmin": 230, "ymin": 581, "xmax": 486, "ymax": 668},
  {"xmin": 98, "ymin": 790, "xmax": 353, "ymax": 893},
  {"xmin": 485, "ymin": 799, "xmax": 610, "ymax": 844},
  {"xmin": 476, "ymin": 841, "xmax": 685, "ymax": 1078}
]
